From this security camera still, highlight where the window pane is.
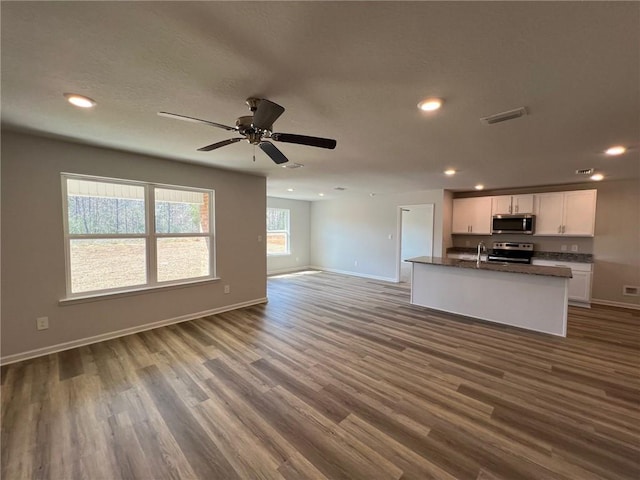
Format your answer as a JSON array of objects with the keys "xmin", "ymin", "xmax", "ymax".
[
  {"xmin": 155, "ymin": 188, "xmax": 209, "ymax": 234},
  {"xmin": 267, "ymin": 232, "xmax": 289, "ymax": 254},
  {"xmin": 267, "ymin": 208, "xmax": 289, "ymax": 231},
  {"xmin": 157, "ymin": 237, "xmax": 210, "ymax": 282},
  {"xmin": 67, "ymin": 179, "xmax": 145, "ymax": 234},
  {"xmin": 70, "ymin": 239, "xmax": 146, "ymax": 293}
]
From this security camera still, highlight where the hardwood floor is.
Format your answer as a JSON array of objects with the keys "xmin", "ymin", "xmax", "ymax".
[{"xmin": 2, "ymin": 271, "xmax": 639, "ymax": 479}]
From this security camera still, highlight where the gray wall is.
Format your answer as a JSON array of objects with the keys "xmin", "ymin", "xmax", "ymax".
[
  {"xmin": 1, "ymin": 131, "xmax": 267, "ymax": 359},
  {"xmin": 266, "ymin": 196, "xmax": 311, "ymax": 274},
  {"xmin": 310, "ymin": 190, "xmax": 446, "ymax": 281},
  {"xmin": 591, "ymin": 179, "xmax": 639, "ymax": 306}
]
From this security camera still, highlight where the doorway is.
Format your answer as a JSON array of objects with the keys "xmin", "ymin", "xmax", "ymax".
[{"xmin": 397, "ymin": 204, "xmax": 434, "ymax": 283}]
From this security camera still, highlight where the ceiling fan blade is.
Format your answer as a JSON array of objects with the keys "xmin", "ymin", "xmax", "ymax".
[
  {"xmin": 158, "ymin": 112, "xmax": 236, "ymax": 131},
  {"xmin": 259, "ymin": 141, "xmax": 289, "ymax": 165},
  {"xmin": 271, "ymin": 133, "xmax": 337, "ymax": 150},
  {"xmin": 252, "ymin": 99, "xmax": 285, "ymax": 130},
  {"xmin": 197, "ymin": 138, "xmax": 243, "ymax": 151}
]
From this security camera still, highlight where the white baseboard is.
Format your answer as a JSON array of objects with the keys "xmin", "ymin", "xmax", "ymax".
[
  {"xmin": 591, "ymin": 298, "xmax": 640, "ymax": 311},
  {"xmin": 309, "ymin": 265, "xmax": 397, "ymax": 283},
  {"xmin": 0, "ymin": 297, "xmax": 268, "ymax": 366},
  {"xmin": 267, "ymin": 265, "xmax": 312, "ymax": 275}
]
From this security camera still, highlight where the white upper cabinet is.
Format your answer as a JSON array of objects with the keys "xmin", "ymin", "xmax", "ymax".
[
  {"xmin": 491, "ymin": 194, "xmax": 535, "ymax": 215},
  {"xmin": 534, "ymin": 190, "xmax": 597, "ymax": 236},
  {"xmin": 452, "ymin": 197, "xmax": 492, "ymax": 234}
]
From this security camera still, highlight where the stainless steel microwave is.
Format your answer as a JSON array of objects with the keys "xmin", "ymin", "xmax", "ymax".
[{"xmin": 492, "ymin": 214, "xmax": 535, "ymax": 234}]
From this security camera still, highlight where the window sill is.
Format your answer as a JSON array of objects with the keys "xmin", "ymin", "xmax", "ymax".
[
  {"xmin": 267, "ymin": 253, "xmax": 292, "ymax": 257},
  {"xmin": 59, "ymin": 277, "xmax": 221, "ymax": 306}
]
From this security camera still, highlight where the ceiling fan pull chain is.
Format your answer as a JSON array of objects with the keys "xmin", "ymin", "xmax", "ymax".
[{"xmin": 253, "ymin": 144, "xmax": 256, "ymax": 162}]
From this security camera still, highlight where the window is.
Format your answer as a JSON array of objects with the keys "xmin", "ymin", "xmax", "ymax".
[
  {"xmin": 266, "ymin": 207, "xmax": 290, "ymax": 255},
  {"xmin": 62, "ymin": 174, "xmax": 214, "ymax": 297}
]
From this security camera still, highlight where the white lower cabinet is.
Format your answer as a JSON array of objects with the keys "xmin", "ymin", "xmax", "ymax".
[{"xmin": 531, "ymin": 259, "xmax": 592, "ymax": 305}]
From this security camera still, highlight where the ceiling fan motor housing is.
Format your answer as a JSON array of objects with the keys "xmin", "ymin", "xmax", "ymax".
[{"xmin": 236, "ymin": 115, "xmax": 269, "ymax": 144}]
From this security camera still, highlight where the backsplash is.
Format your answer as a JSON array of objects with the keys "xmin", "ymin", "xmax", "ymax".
[
  {"xmin": 447, "ymin": 246, "xmax": 593, "ymax": 263},
  {"xmin": 451, "ymin": 234, "xmax": 593, "ymax": 254}
]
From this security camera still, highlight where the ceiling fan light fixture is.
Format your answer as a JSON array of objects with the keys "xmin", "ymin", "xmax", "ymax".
[
  {"xmin": 605, "ymin": 145, "xmax": 626, "ymax": 156},
  {"xmin": 418, "ymin": 98, "xmax": 443, "ymax": 112},
  {"xmin": 64, "ymin": 93, "xmax": 96, "ymax": 108}
]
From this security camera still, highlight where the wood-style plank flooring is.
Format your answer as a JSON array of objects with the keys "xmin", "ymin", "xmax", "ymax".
[{"xmin": 2, "ymin": 271, "xmax": 639, "ymax": 479}]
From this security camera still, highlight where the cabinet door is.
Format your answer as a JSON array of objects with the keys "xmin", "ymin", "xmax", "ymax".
[
  {"xmin": 534, "ymin": 193, "xmax": 564, "ymax": 235},
  {"xmin": 452, "ymin": 198, "xmax": 474, "ymax": 233},
  {"xmin": 563, "ymin": 190, "xmax": 597, "ymax": 236},
  {"xmin": 469, "ymin": 196, "xmax": 492, "ymax": 234},
  {"xmin": 492, "ymin": 195, "xmax": 513, "ymax": 215},
  {"xmin": 568, "ymin": 271, "xmax": 592, "ymax": 303},
  {"xmin": 513, "ymin": 194, "xmax": 534, "ymax": 214}
]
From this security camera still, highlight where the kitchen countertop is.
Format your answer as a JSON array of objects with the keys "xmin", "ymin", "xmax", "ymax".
[
  {"xmin": 406, "ymin": 256, "xmax": 573, "ymax": 278},
  {"xmin": 447, "ymin": 247, "xmax": 593, "ymax": 263}
]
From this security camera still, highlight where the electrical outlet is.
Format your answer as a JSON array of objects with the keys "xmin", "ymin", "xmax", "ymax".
[
  {"xmin": 571, "ymin": 245, "xmax": 578, "ymax": 252},
  {"xmin": 465, "ymin": 240, "xmax": 470, "ymax": 247},
  {"xmin": 36, "ymin": 317, "xmax": 49, "ymax": 330},
  {"xmin": 561, "ymin": 245, "xmax": 567, "ymax": 251},
  {"xmin": 257, "ymin": 235, "xmax": 263, "ymax": 243},
  {"xmin": 224, "ymin": 285, "xmax": 230, "ymax": 294},
  {"xmin": 354, "ymin": 260, "xmax": 358, "ymax": 267},
  {"xmin": 388, "ymin": 234, "xmax": 393, "ymax": 240}
]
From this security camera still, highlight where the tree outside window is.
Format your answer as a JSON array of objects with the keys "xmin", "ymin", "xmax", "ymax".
[{"xmin": 266, "ymin": 208, "xmax": 290, "ymax": 255}]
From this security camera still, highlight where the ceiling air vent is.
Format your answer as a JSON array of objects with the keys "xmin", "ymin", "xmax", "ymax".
[
  {"xmin": 480, "ymin": 107, "xmax": 528, "ymax": 125},
  {"xmin": 575, "ymin": 168, "xmax": 594, "ymax": 175},
  {"xmin": 334, "ymin": 186, "xmax": 346, "ymax": 191}
]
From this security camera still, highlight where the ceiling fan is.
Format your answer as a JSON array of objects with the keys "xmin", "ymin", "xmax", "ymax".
[{"xmin": 158, "ymin": 97, "xmax": 337, "ymax": 165}]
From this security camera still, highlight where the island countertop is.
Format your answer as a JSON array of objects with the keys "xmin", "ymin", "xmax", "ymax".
[{"xmin": 405, "ymin": 256, "xmax": 572, "ymax": 278}]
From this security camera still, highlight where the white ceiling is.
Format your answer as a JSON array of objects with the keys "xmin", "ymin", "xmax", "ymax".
[{"xmin": 2, "ymin": 2, "xmax": 638, "ymax": 201}]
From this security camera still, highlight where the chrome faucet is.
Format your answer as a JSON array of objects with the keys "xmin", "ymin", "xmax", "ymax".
[{"xmin": 476, "ymin": 241, "xmax": 487, "ymax": 267}]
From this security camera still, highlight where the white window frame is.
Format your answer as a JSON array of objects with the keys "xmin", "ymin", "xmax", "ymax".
[
  {"xmin": 61, "ymin": 173, "xmax": 216, "ymax": 299},
  {"xmin": 266, "ymin": 207, "xmax": 291, "ymax": 256}
]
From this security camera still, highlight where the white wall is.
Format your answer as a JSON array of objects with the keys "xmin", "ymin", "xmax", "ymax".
[
  {"xmin": 267, "ymin": 197, "xmax": 311, "ymax": 274},
  {"xmin": 310, "ymin": 190, "xmax": 446, "ymax": 281},
  {"xmin": 1, "ymin": 131, "xmax": 267, "ymax": 361}
]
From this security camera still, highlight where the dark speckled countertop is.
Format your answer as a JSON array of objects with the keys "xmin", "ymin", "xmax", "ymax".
[
  {"xmin": 447, "ymin": 247, "xmax": 593, "ymax": 263},
  {"xmin": 406, "ymin": 256, "xmax": 573, "ymax": 278}
]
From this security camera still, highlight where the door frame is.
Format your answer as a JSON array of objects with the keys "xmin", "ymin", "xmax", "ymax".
[{"xmin": 395, "ymin": 203, "xmax": 434, "ymax": 283}]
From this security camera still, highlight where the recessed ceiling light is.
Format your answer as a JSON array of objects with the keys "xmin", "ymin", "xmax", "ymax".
[
  {"xmin": 287, "ymin": 188, "xmax": 294, "ymax": 192},
  {"xmin": 444, "ymin": 169, "xmax": 456, "ymax": 176},
  {"xmin": 369, "ymin": 193, "xmax": 376, "ymax": 197},
  {"xmin": 318, "ymin": 193, "xmax": 325, "ymax": 197},
  {"xmin": 474, "ymin": 184, "xmax": 484, "ymax": 190},
  {"xmin": 417, "ymin": 98, "xmax": 443, "ymax": 112},
  {"xmin": 605, "ymin": 145, "xmax": 626, "ymax": 156},
  {"xmin": 590, "ymin": 173, "xmax": 604, "ymax": 181},
  {"xmin": 64, "ymin": 93, "xmax": 96, "ymax": 108}
]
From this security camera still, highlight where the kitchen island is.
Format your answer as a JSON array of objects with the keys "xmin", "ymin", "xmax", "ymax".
[{"xmin": 406, "ymin": 256, "xmax": 572, "ymax": 336}]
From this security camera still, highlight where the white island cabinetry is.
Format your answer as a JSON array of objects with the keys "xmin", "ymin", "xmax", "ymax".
[{"xmin": 407, "ymin": 257, "xmax": 571, "ymax": 336}]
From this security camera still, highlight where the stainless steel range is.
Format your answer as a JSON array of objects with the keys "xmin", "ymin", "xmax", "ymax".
[{"xmin": 488, "ymin": 242, "xmax": 534, "ymax": 264}]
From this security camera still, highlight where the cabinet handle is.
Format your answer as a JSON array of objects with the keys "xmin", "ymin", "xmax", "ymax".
[
  {"xmin": 515, "ymin": 205, "xmax": 519, "ymax": 213},
  {"xmin": 470, "ymin": 225, "xmax": 473, "ymax": 233},
  {"xmin": 509, "ymin": 205, "xmax": 512, "ymax": 214},
  {"xmin": 562, "ymin": 225, "xmax": 566, "ymax": 233},
  {"xmin": 558, "ymin": 225, "xmax": 562, "ymax": 233}
]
